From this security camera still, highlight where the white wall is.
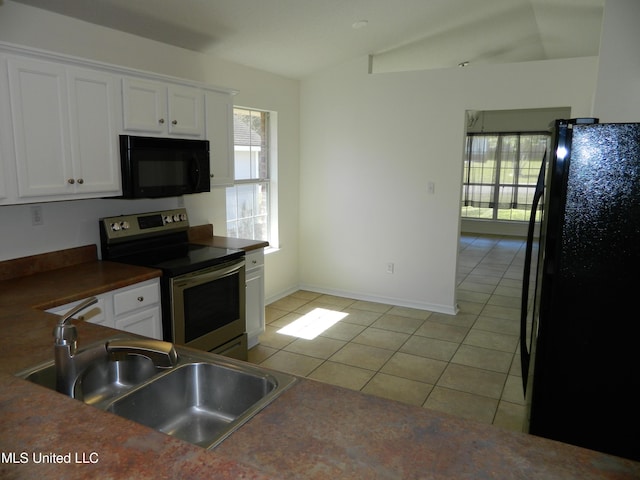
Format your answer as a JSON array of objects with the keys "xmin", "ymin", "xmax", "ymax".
[
  {"xmin": 0, "ymin": 1, "xmax": 299, "ymax": 301},
  {"xmin": 299, "ymin": 55, "xmax": 597, "ymax": 313},
  {"xmin": 593, "ymin": 0, "xmax": 640, "ymax": 122}
]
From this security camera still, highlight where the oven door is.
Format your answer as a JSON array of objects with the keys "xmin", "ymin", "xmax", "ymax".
[{"xmin": 170, "ymin": 259, "xmax": 245, "ymax": 353}]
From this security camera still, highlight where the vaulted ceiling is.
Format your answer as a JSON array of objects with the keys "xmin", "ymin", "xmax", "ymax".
[{"xmin": 12, "ymin": 0, "xmax": 605, "ymax": 78}]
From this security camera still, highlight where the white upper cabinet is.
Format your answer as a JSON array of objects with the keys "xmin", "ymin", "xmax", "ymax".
[
  {"xmin": 0, "ymin": 42, "xmax": 234, "ymax": 204},
  {"xmin": 5, "ymin": 55, "xmax": 121, "ymax": 201},
  {"xmin": 123, "ymin": 78, "xmax": 204, "ymax": 137},
  {"xmin": 205, "ymin": 90, "xmax": 235, "ymax": 186},
  {"xmin": 67, "ymin": 67, "xmax": 121, "ymax": 195},
  {"xmin": 7, "ymin": 56, "xmax": 73, "ymax": 198}
]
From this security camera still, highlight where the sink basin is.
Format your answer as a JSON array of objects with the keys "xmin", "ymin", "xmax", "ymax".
[
  {"xmin": 107, "ymin": 361, "xmax": 284, "ymax": 448},
  {"xmin": 74, "ymin": 354, "xmax": 162, "ymax": 405},
  {"xmin": 17, "ymin": 340, "xmax": 165, "ymax": 406},
  {"xmin": 16, "ymin": 339, "xmax": 296, "ymax": 449}
]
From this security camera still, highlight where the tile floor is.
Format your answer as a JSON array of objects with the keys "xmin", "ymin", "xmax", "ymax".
[{"xmin": 247, "ymin": 234, "xmax": 528, "ymax": 432}]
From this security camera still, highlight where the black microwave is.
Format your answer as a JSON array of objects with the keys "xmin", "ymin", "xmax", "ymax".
[{"xmin": 119, "ymin": 135, "xmax": 211, "ymax": 198}]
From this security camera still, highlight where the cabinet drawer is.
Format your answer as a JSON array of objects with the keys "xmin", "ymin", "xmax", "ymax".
[
  {"xmin": 245, "ymin": 250, "xmax": 264, "ymax": 269},
  {"xmin": 113, "ymin": 281, "xmax": 159, "ymax": 316}
]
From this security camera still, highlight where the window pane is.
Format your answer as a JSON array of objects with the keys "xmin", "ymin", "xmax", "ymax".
[{"xmin": 462, "ymin": 132, "xmax": 548, "ymax": 222}]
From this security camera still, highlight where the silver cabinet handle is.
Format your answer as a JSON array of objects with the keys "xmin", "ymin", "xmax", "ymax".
[
  {"xmin": 159, "ymin": 118, "xmax": 165, "ymax": 124},
  {"xmin": 67, "ymin": 178, "xmax": 75, "ymax": 184},
  {"xmin": 137, "ymin": 296, "xmax": 144, "ymax": 302},
  {"xmin": 77, "ymin": 178, "xmax": 84, "ymax": 185},
  {"xmin": 172, "ymin": 120, "xmax": 178, "ymax": 125}
]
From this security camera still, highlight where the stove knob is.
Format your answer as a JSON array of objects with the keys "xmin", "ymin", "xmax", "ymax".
[
  {"xmin": 179, "ymin": 213, "xmax": 187, "ymax": 221},
  {"xmin": 120, "ymin": 221, "xmax": 130, "ymax": 230},
  {"xmin": 111, "ymin": 222, "xmax": 121, "ymax": 231},
  {"xmin": 163, "ymin": 216, "xmax": 172, "ymax": 224},
  {"xmin": 173, "ymin": 214, "xmax": 181, "ymax": 222}
]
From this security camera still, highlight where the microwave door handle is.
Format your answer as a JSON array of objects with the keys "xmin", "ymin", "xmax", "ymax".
[{"xmin": 190, "ymin": 156, "xmax": 201, "ymax": 189}]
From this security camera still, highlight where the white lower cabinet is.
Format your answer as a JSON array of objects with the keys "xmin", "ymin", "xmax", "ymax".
[
  {"xmin": 47, "ymin": 278, "xmax": 162, "ymax": 340},
  {"xmin": 245, "ymin": 249, "xmax": 265, "ymax": 348}
]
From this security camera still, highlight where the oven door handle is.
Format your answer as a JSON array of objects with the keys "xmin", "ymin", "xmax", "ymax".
[{"xmin": 172, "ymin": 260, "xmax": 245, "ymax": 287}]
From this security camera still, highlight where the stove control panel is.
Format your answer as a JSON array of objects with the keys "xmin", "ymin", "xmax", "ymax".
[{"xmin": 100, "ymin": 208, "xmax": 190, "ymax": 243}]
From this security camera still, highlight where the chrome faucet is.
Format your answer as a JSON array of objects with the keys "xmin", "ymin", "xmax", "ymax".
[
  {"xmin": 105, "ymin": 338, "xmax": 178, "ymax": 368},
  {"xmin": 53, "ymin": 297, "xmax": 104, "ymax": 396},
  {"xmin": 53, "ymin": 297, "xmax": 178, "ymax": 396}
]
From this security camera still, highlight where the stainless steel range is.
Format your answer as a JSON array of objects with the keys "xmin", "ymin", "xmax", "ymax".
[{"xmin": 99, "ymin": 208, "xmax": 247, "ymax": 360}]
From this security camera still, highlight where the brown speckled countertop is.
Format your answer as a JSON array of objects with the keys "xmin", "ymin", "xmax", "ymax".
[{"xmin": 1, "ymin": 245, "xmax": 639, "ymax": 479}]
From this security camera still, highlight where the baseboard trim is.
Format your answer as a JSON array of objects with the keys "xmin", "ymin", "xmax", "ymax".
[{"xmin": 268, "ymin": 284, "xmax": 458, "ymax": 316}]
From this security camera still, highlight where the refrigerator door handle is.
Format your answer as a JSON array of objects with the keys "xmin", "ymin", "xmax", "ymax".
[{"xmin": 520, "ymin": 153, "xmax": 546, "ymax": 394}]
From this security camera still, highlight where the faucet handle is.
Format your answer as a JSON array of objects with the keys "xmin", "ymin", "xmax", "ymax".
[{"xmin": 106, "ymin": 339, "xmax": 178, "ymax": 368}]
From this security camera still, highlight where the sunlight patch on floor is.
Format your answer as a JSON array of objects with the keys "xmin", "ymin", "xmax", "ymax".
[{"xmin": 277, "ymin": 308, "xmax": 349, "ymax": 340}]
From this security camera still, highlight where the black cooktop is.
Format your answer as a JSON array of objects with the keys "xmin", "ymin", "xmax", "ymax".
[
  {"xmin": 113, "ymin": 244, "xmax": 244, "ymax": 277},
  {"xmin": 99, "ymin": 209, "xmax": 244, "ymax": 277}
]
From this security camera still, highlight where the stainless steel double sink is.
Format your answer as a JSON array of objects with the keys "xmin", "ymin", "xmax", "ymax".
[{"xmin": 16, "ymin": 337, "xmax": 296, "ymax": 449}]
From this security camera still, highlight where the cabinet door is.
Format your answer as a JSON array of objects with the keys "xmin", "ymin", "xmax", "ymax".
[
  {"xmin": 7, "ymin": 56, "xmax": 73, "ymax": 197},
  {"xmin": 122, "ymin": 77, "xmax": 167, "ymax": 133},
  {"xmin": 205, "ymin": 90, "xmax": 234, "ymax": 186},
  {"xmin": 168, "ymin": 85, "xmax": 204, "ymax": 136},
  {"xmin": 0, "ymin": 56, "xmax": 9, "ymax": 202},
  {"xmin": 67, "ymin": 67, "xmax": 121, "ymax": 195},
  {"xmin": 245, "ymin": 250, "xmax": 265, "ymax": 348},
  {"xmin": 114, "ymin": 307, "xmax": 162, "ymax": 340}
]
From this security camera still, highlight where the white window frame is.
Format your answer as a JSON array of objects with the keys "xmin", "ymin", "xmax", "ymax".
[{"xmin": 226, "ymin": 108, "xmax": 278, "ymax": 249}]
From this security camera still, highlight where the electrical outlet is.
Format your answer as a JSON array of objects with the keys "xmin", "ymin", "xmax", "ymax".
[
  {"xmin": 386, "ymin": 262, "xmax": 395, "ymax": 274},
  {"xmin": 30, "ymin": 205, "xmax": 44, "ymax": 226}
]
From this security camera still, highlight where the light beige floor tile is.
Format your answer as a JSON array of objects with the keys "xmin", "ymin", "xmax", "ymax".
[
  {"xmin": 349, "ymin": 300, "xmax": 393, "ymax": 313},
  {"xmin": 284, "ymin": 336, "xmax": 346, "ymax": 359},
  {"xmin": 371, "ymin": 314, "xmax": 425, "ymax": 334},
  {"xmin": 500, "ymin": 374, "xmax": 526, "ymax": 405},
  {"xmin": 427, "ymin": 312, "xmax": 477, "ymax": 328},
  {"xmin": 473, "ymin": 315, "xmax": 519, "ymax": 336},
  {"xmin": 380, "ymin": 352, "xmax": 447, "ymax": 384},
  {"xmin": 456, "ymin": 290, "xmax": 491, "ymax": 304},
  {"xmin": 361, "ymin": 373, "xmax": 433, "ymax": 407},
  {"xmin": 294, "ymin": 300, "xmax": 347, "ymax": 315},
  {"xmin": 329, "ymin": 343, "xmax": 394, "ymax": 371},
  {"xmin": 319, "ymin": 321, "xmax": 367, "ymax": 341},
  {"xmin": 424, "ymin": 386, "xmax": 498, "ymax": 424},
  {"xmin": 399, "ymin": 335, "xmax": 459, "ymax": 362},
  {"xmin": 458, "ymin": 280, "xmax": 496, "ymax": 294},
  {"xmin": 268, "ymin": 312, "xmax": 304, "ymax": 329},
  {"xmin": 352, "ymin": 327, "xmax": 409, "ymax": 351},
  {"xmin": 256, "ymin": 234, "xmax": 529, "ymax": 433},
  {"xmin": 451, "ymin": 344, "xmax": 513, "ymax": 373},
  {"xmin": 340, "ymin": 308, "xmax": 383, "ymax": 326},
  {"xmin": 487, "ymin": 294, "xmax": 520, "ymax": 309},
  {"xmin": 269, "ymin": 296, "xmax": 311, "ymax": 312},
  {"xmin": 437, "ymin": 363, "xmax": 505, "ymax": 399},
  {"xmin": 308, "ymin": 361, "xmax": 374, "ymax": 390},
  {"xmin": 414, "ymin": 320, "xmax": 468, "ymax": 343},
  {"xmin": 247, "ymin": 344, "xmax": 277, "ymax": 364},
  {"xmin": 493, "ymin": 400, "xmax": 526, "ymax": 432},
  {"xmin": 316, "ymin": 294, "xmax": 356, "ymax": 308},
  {"xmin": 480, "ymin": 304, "xmax": 520, "ymax": 321},
  {"xmin": 463, "ymin": 328, "xmax": 519, "ymax": 353},
  {"xmin": 260, "ymin": 350, "xmax": 323, "ymax": 376},
  {"xmin": 387, "ymin": 306, "xmax": 432, "ymax": 320},
  {"xmin": 265, "ymin": 306, "xmax": 290, "ymax": 324},
  {"xmin": 456, "ymin": 301, "xmax": 484, "ymax": 315},
  {"xmin": 258, "ymin": 325, "xmax": 297, "ymax": 350},
  {"xmin": 493, "ymin": 285, "xmax": 521, "ymax": 298},
  {"xmin": 290, "ymin": 290, "xmax": 323, "ymax": 301}
]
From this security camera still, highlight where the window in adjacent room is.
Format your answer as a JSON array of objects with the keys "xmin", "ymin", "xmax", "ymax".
[
  {"xmin": 461, "ymin": 132, "xmax": 549, "ymax": 221},
  {"xmin": 226, "ymin": 108, "xmax": 277, "ymax": 246}
]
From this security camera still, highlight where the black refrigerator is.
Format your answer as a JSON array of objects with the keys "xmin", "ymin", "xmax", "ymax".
[{"xmin": 520, "ymin": 118, "xmax": 640, "ymax": 461}]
